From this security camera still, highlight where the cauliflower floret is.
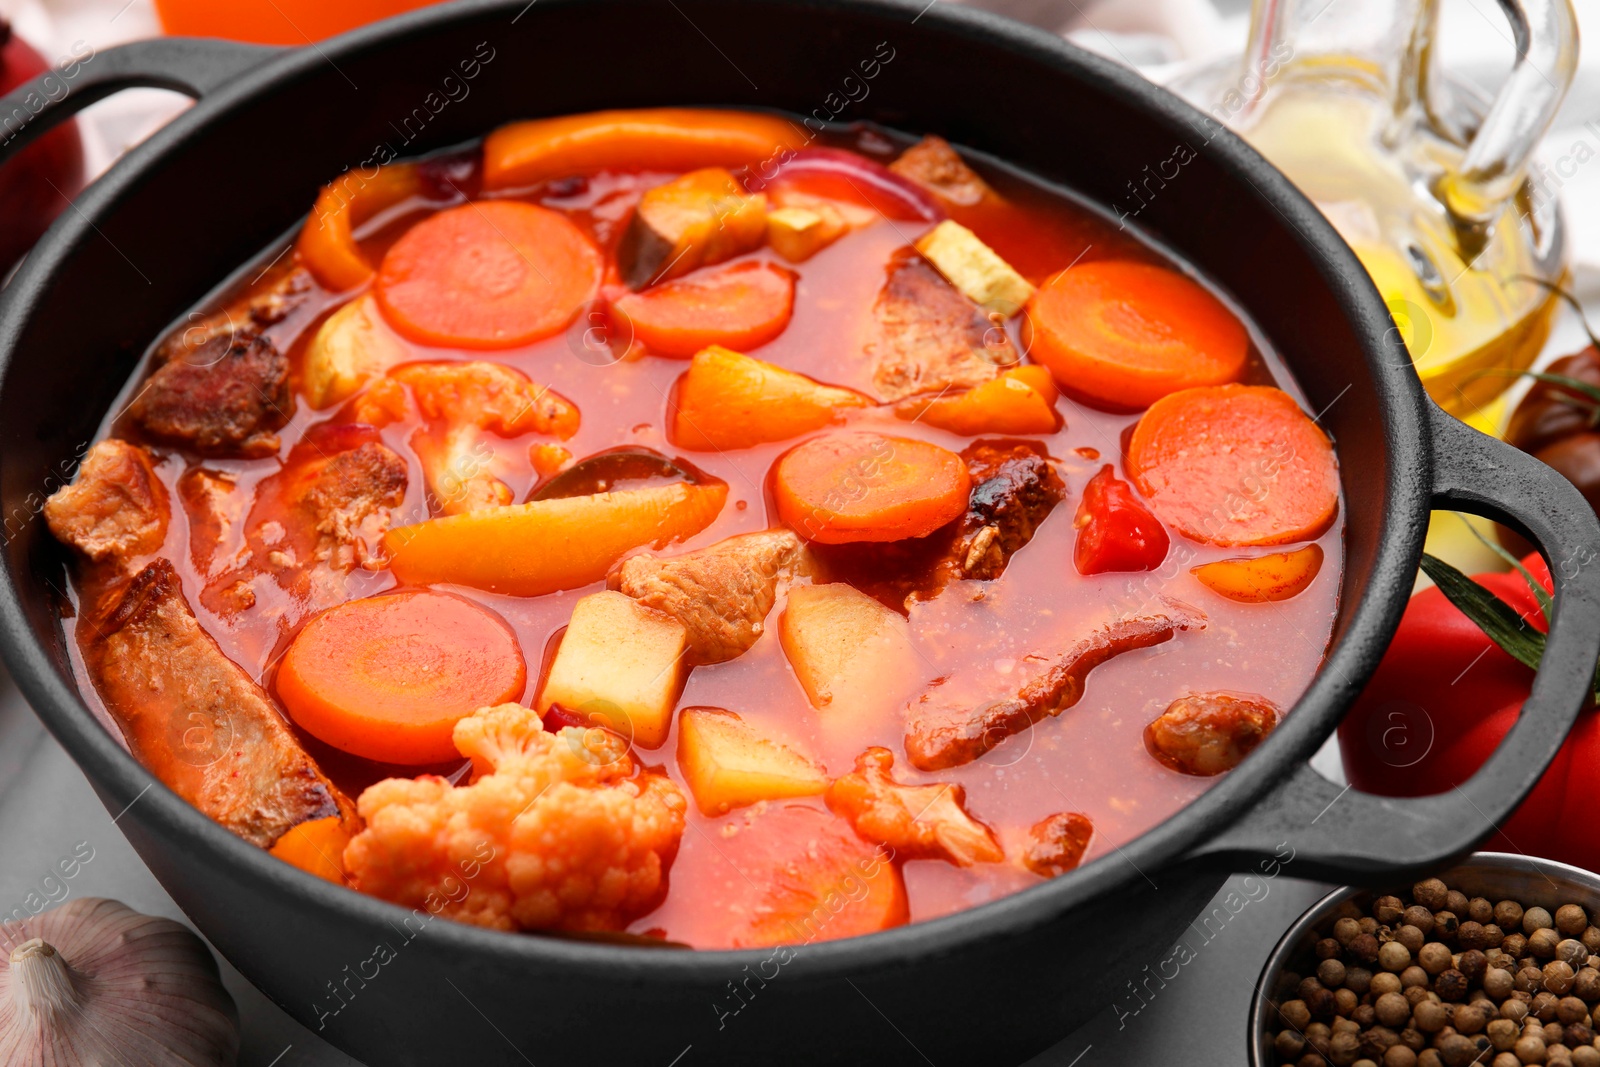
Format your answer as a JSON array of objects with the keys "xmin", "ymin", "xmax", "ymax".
[
  {"xmin": 826, "ymin": 747, "xmax": 1002, "ymax": 867},
  {"xmin": 345, "ymin": 703, "xmax": 687, "ymax": 933},
  {"xmin": 389, "ymin": 361, "xmax": 580, "ymax": 516}
]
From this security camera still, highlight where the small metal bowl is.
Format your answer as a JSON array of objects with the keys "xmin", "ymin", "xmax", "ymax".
[{"xmin": 1249, "ymin": 851, "xmax": 1600, "ymax": 1066}]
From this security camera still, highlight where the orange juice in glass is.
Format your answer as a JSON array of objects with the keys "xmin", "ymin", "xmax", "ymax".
[{"xmin": 154, "ymin": 0, "xmax": 443, "ymax": 45}]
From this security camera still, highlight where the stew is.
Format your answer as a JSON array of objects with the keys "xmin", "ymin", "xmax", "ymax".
[{"xmin": 45, "ymin": 109, "xmax": 1343, "ymax": 949}]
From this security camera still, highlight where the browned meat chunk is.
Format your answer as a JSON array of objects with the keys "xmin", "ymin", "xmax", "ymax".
[
  {"xmin": 300, "ymin": 441, "xmax": 408, "ymax": 572},
  {"xmin": 1023, "ymin": 812, "xmax": 1094, "ymax": 877},
  {"xmin": 904, "ymin": 601, "xmax": 1205, "ymax": 770},
  {"xmin": 83, "ymin": 559, "xmax": 355, "ymax": 848},
  {"xmin": 613, "ymin": 530, "xmax": 806, "ymax": 664},
  {"xmin": 866, "ymin": 248, "xmax": 1015, "ymax": 402},
  {"xmin": 43, "ymin": 440, "xmax": 168, "ymax": 570},
  {"xmin": 130, "ymin": 333, "xmax": 292, "ymax": 457},
  {"xmin": 889, "ymin": 136, "xmax": 995, "ymax": 207},
  {"xmin": 947, "ymin": 440, "xmax": 1064, "ymax": 582},
  {"xmin": 827, "ymin": 747, "xmax": 1002, "ymax": 866},
  {"xmin": 1144, "ymin": 692, "xmax": 1280, "ymax": 776}
]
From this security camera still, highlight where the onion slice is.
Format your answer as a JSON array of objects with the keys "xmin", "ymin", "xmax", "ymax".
[{"xmin": 747, "ymin": 147, "xmax": 945, "ymax": 222}]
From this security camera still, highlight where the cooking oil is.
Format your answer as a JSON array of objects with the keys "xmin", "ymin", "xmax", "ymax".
[{"xmin": 1240, "ymin": 73, "xmax": 1563, "ymax": 420}]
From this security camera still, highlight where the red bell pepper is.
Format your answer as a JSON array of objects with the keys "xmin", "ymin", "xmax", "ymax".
[{"xmin": 1073, "ymin": 464, "xmax": 1170, "ymax": 575}]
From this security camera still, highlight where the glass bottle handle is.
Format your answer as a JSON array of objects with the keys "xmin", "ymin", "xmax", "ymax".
[{"xmin": 1437, "ymin": 0, "xmax": 1578, "ymax": 225}]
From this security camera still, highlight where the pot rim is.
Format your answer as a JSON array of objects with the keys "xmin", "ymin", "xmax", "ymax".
[{"xmin": 0, "ymin": 0, "xmax": 1423, "ymax": 977}]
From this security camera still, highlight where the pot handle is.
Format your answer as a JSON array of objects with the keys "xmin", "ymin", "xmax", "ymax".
[
  {"xmin": 0, "ymin": 37, "xmax": 280, "ymax": 168},
  {"xmin": 1187, "ymin": 404, "xmax": 1600, "ymax": 884}
]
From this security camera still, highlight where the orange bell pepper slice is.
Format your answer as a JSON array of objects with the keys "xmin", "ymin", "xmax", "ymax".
[
  {"xmin": 384, "ymin": 480, "xmax": 728, "ymax": 596},
  {"xmin": 296, "ymin": 162, "xmax": 422, "ymax": 291}
]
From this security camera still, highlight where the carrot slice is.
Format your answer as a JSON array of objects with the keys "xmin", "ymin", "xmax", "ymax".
[
  {"xmin": 704, "ymin": 805, "xmax": 907, "ymax": 948},
  {"xmin": 483, "ymin": 108, "xmax": 804, "ymax": 190},
  {"xmin": 895, "ymin": 365, "xmax": 1060, "ymax": 435},
  {"xmin": 277, "ymin": 589, "xmax": 527, "ymax": 765},
  {"xmin": 296, "ymin": 163, "xmax": 422, "ymax": 291},
  {"xmin": 375, "ymin": 201, "xmax": 600, "ymax": 349},
  {"xmin": 384, "ymin": 480, "xmax": 728, "ymax": 596},
  {"xmin": 1024, "ymin": 260, "xmax": 1248, "ymax": 410},
  {"xmin": 672, "ymin": 345, "xmax": 867, "ymax": 451},
  {"xmin": 269, "ymin": 815, "xmax": 354, "ymax": 884},
  {"xmin": 1126, "ymin": 385, "xmax": 1339, "ymax": 547},
  {"xmin": 774, "ymin": 431, "xmax": 970, "ymax": 544},
  {"xmin": 611, "ymin": 261, "xmax": 795, "ymax": 357}
]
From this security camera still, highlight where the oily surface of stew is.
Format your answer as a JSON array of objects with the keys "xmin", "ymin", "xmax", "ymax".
[{"xmin": 48, "ymin": 110, "xmax": 1342, "ymax": 949}]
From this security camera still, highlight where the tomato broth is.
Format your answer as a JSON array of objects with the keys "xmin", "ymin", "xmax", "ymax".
[{"xmin": 57, "ymin": 114, "xmax": 1342, "ymax": 948}]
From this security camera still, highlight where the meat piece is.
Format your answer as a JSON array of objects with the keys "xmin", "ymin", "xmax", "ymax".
[
  {"xmin": 1023, "ymin": 812, "xmax": 1094, "ymax": 878},
  {"xmin": 613, "ymin": 530, "xmax": 806, "ymax": 665},
  {"xmin": 889, "ymin": 136, "xmax": 995, "ymax": 207},
  {"xmin": 866, "ymin": 248, "xmax": 1015, "ymax": 402},
  {"xmin": 904, "ymin": 601, "xmax": 1205, "ymax": 770},
  {"xmin": 1144, "ymin": 692, "xmax": 1280, "ymax": 776},
  {"xmin": 130, "ymin": 333, "xmax": 292, "ymax": 458},
  {"xmin": 43, "ymin": 440, "xmax": 168, "ymax": 570},
  {"xmin": 300, "ymin": 441, "xmax": 408, "ymax": 571},
  {"xmin": 82, "ymin": 559, "xmax": 355, "ymax": 849},
  {"xmin": 947, "ymin": 440, "xmax": 1064, "ymax": 582},
  {"xmin": 826, "ymin": 747, "xmax": 1002, "ymax": 866}
]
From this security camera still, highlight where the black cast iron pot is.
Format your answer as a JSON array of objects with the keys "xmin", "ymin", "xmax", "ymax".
[{"xmin": 1, "ymin": 2, "xmax": 1598, "ymax": 1064}]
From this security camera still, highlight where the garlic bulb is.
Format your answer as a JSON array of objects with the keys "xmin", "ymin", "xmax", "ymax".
[{"xmin": 0, "ymin": 897, "xmax": 239, "ymax": 1066}]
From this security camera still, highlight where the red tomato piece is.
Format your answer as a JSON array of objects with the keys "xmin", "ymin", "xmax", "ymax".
[
  {"xmin": 1073, "ymin": 464, "xmax": 1170, "ymax": 575},
  {"xmin": 1337, "ymin": 553, "xmax": 1600, "ymax": 871}
]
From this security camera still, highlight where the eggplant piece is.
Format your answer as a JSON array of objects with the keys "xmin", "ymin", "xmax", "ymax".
[{"xmin": 616, "ymin": 167, "xmax": 766, "ymax": 289}]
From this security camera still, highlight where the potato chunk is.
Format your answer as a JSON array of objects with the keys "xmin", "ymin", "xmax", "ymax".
[
  {"xmin": 779, "ymin": 584, "xmax": 917, "ymax": 715},
  {"xmin": 302, "ymin": 295, "xmax": 407, "ymax": 408},
  {"xmin": 766, "ymin": 205, "xmax": 846, "ymax": 262},
  {"xmin": 913, "ymin": 220, "xmax": 1034, "ymax": 318},
  {"xmin": 618, "ymin": 167, "xmax": 767, "ymax": 288},
  {"xmin": 677, "ymin": 708, "xmax": 827, "ymax": 815},
  {"xmin": 537, "ymin": 591, "xmax": 690, "ymax": 748}
]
